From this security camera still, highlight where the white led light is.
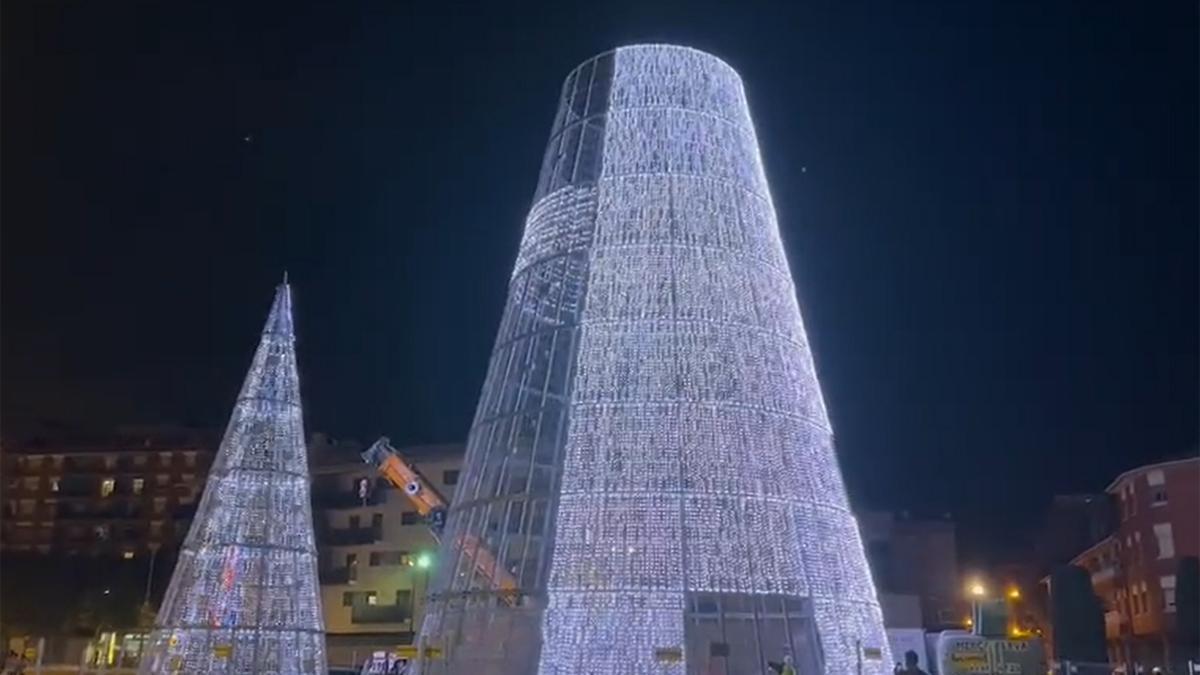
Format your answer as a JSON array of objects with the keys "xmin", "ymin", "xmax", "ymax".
[
  {"xmin": 420, "ymin": 45, "xmax": 889, "ymax": 674},
  {"xmin": 139, "ymin": 283, "xmax": 326, "ymax": 675}
]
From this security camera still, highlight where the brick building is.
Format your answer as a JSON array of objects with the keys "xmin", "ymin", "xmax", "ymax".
[
  {"xmin": 1, "ymin": 428, "xmax": 215, "ymax": 557},
  {"xmin": 1059, "ymin": 456, "xmax": 1198, "ymax": 669}
]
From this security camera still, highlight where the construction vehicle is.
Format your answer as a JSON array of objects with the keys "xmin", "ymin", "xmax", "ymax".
[{"xmin": 361, "ymin": 437, "xmax": 519, "ymax": 601}]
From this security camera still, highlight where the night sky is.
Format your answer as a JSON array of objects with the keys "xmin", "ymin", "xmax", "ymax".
[{"xmin": 3, "ymin": 1, "xmax": 1196, "ymax": 559}]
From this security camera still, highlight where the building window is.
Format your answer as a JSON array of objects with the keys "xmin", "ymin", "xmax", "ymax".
[
  {"xmin": 181, "ymin": 473, "xmax": 195, "ymax": 485},
  {"xmin": 94, "ymin": 525, "xmax": 110, "ymax": 541},
  {"xmin": 134, "ymin": 455, "xmax": 147, "ymax": 467},
  {"xmin": 401, "ymin": 511, "xmax": 420, "ymax": 526},
  {"xmin": 153, "ymin": 497, "xmax": 167, "ymax": 514},
  {"xmin": 156, "ymin": 474, "xmax": 169, "ymax": 487},
  {"xmin": 443, "ymin": 470, "xmax": 460, "ymax": 486},
  {"xmin": 1146, "ymin": 469, "xmax": 1165, "ymax": 486},
  {"xmin": 1151, "ymin": 488, "xmax": 1168, "ymax": 507},
  {"xmin": 23, "ymin": 477, "xmax": 39, "ymax": 491},
  {"xmin": 27, "ymin": 457, "xmax": 43, "ymax": 470},
  {"xmin": 159, "ymin": 452, "xmax": 172, "ymax": 467},
  {"xmin": 184, "ymin": 452, "xmax": 197, "ymax": 467},
  {"xmin": 150, "ymin": 521, "xmax": 164, "ymax": 537},
  {"xmin": 370, "ymin": 550, "xmax": 408, "ymax": 567},
  {"xmin": 100, "ymin": 478, "xmax": 116, "ymax": 497},
  {"xmin": 395, "ymin": 589, "xmax": 412, "ymax": 608},
  {"xmin": 18, "ymin": 500, "xmax": 36, "ymax": 516},
  {"xmin": 104, "ymin": 455, "xmax": 117, "ymax": 469},
  {"xmin": 349, "ymin": 515, "xmax": 361, "ymax": 529},
  {"xmin": 372, "ymin": 513, "xmax": 383, "ymax": 530},
  {"xmin": 1153, "ymin": 523, "xmax": 1175, "ymax": 559},
  {"xmin": 123, "ymin": 551, "xmax": 135, "ymax": 560},
  {"xmin": 49, "ymin": 477, "xmax": 60, "ymax": 493},
  {"xmin": 132, "ymin": 478, "xmax": 145, "ymax": 495},
  {"xmin": 1161, "ymin": 575, "xmax": 1177, "ymax": 613},
  {"xmin": 1140, "ymin": 582, "xmax": 1148, "ymax": 615},
  {"xmin": 342, "ymin": 591, "xmax": 376, "ymax": 606}
]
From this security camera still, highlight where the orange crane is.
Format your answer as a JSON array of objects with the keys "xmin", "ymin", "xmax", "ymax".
[{"xmin": 361, "ymin": 437, "xmax": 519, "ymax": 602}]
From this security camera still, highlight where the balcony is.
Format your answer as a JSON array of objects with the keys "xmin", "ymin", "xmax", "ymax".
[
  {"xmin": 319, "ymin": 524, "xmax": 381, "ymax": 547},
  {"xmin": 319, "ymin": 566, "xmax": 352, "ymax": 584},
  {"xmin": 1104, "ymin": 610, "xmax": 1127, "ymax": 640},
  {"xmin": 351, "ymin": 604, "xmax": 410, "ymax": 624},
  {"xmin": 311, "ymin": 488, "xmax": 385, "ymax": 510},
  {"xmin": 1091, "ymin": 564, "xmax": 1121, "ymax": 585}
]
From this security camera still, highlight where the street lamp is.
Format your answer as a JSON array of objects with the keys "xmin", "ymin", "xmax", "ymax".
[
  {"xmin": 1007, "ymin": 587, "xmax": 1021, "ymax": 600},
  {"xmin": 968, "ymin": 581, "xmax": 987, "ymax": 598}
]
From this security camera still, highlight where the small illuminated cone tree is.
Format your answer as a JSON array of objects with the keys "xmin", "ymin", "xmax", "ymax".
[{"xmin": 140, "ymin": 281, "xmax": 326, "ymax": 674}]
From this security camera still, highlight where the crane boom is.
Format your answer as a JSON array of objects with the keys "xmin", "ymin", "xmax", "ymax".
[{"xmin": 361, "ymin": 437, "xmax": 519, "ymax": 601}]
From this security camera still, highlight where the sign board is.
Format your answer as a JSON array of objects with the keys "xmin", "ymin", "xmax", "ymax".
[
  {"xmin": 862, "ymin": 646, "xmax": 884, "ymax": 661},
  {"xmin": 212, "ymin": 644, "xmax": 232, "ymax": 659},
  {"xmin": 935, "ymin": 633, "xmax": 1043, "ymax": 675},
  {"xmin": 655, "ymin": 647, "xmax": 683, "ymax": 664},
  {"xmin": 395, "ymin": 646, "xmax": 419, "ymax": 659}
]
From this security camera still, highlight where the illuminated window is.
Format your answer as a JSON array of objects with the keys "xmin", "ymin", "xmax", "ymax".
[
  {"xmin": 123, "ymin": 551, "xmax": 135, "ymax": 560},
  {"xmin": 132, "ymin": 478, "xmax": 145, "ymax": 495},
  {"xmin": 1153, "ymin": 523, "xmax": 1175, "ymax": 559},
  {"xmin": 1161, "ymin": 575, "xmax": 1177, "ymax": 612},
  {"xmin": 366, "ymin": 592, "xmax": 378, "ymax": 606},
  {"xmin": 49, "ymin": 477, "xmax": 60, "ymax": 492},
  {"xmin": 100, "ymin": 478, "xmax": 116, "ymax": 497}
]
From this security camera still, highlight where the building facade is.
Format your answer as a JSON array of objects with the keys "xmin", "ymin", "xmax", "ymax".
[
  {"xmin": 418, "ymin": 45, "xmax": 889, "ymax": 674},
  {"xmin": 1061, "ymin": 456, "xmax": 1198, "ymax": 669},
  {"xmin": 310, "ymin": 438, "xmax": 462, "ymax": 667},
  {"xmin": 1, "ymin": 429, "xmax": 214, "ymax": 557},
  {"xmin": 859, "ymin": 511, "xmax": 964, "ymax": 630}
]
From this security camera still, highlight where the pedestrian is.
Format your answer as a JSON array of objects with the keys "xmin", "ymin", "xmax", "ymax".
[{"xmin": 895, "ymin": 650, "xmax": 928, "ymax": 675}]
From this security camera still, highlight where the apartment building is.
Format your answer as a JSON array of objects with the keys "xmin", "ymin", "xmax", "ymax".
[{"xmin": 309, "ymin": 436, "xmax": 463, "ymax": 667}]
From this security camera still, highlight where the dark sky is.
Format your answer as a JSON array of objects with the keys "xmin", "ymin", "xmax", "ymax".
[{"xmin": 3, "ymin": 1, "xmax": 1196, "ymax": 558}]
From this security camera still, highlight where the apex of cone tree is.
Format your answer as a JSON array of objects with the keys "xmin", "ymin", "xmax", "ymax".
[
  {"xmin": 262, "ymin": 280, "xmax": 294, "ymax": 340},
  {"xmin": 234, "ymin": 282, "xmax": 300, "ymax": 407}
]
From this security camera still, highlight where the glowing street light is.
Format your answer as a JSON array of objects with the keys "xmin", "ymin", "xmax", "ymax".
[
  {"xmin": 1007, "ymin": 587, "xmax": 1021, "ymax": 600},
  {"xmin": 968, "ymin": 581, "xmax": 987, "ymax": 598},
  {"xmin": 415, "ymin": 552, "xmax": 433, "ymax": 570}
]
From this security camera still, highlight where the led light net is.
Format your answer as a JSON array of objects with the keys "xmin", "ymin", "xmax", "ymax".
[
  {"xmin": 421, "ymin": 45, "xmax": 889, "ymax": 675},
  {"xmin": 140, "ymin": 284, "xmax": 326, "ymax": 674}
]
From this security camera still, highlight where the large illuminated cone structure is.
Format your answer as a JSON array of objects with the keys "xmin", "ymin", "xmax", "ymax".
[
  {"xmin": 418, "ymin": 45, "xmax": 888, "ymax": 675},
  {"xmin": 140, "ymin": 282, "xmax": 326, "ymax": 674}
]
